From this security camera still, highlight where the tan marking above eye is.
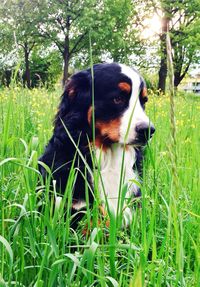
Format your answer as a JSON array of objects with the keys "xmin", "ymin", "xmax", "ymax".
[
  {"xmin": 118, "ymin": 82, "xmax": 131, "ymax": 94},
  {"xmin": 142, "ymin": 87, "xmax": 148, "ymax": 98}
]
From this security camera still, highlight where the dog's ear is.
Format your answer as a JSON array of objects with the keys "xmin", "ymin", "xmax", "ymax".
[
  {"xmin": 54, "ymin": 71, "xmax": 91, "ymax": 127},
  {"xmin": 139, "ymin": 80, "xmax": 148, "ymax": 109},
  {"xmin": 54, "ymin": 79, "xmax": 74, "ymax": 126}
]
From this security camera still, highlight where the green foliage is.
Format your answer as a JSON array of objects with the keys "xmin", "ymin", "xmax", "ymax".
[
  {"xmin": 0, "ymin": 0, "xmax": 199, "ymax": 89},
  {"xmin": 169, "ymin": 0, "xmax": 200, "ymax": 86},
  {"xmin": 29, "ymin": 50, "xmax": 62, "ymax": 88},
  {"xmin": 0, "ymin": 87, "xmax": 200, "ymax": 285},
  {"xmin": 141, "ymin": 71, "xmax": 158, "ymax": 91},
  {"xmin": 156, "ymin": 0, "xmax": 200, "ymax": 89},
  {"xmin": 0, "ymin": 0, "xmax": 44, "ymax": 87},
  {"xmin": 36, "ymin": 0, "xmax": 140, "ymax": 83},
  {"xmin": 89, "ymin": 0, "xmax": 135, "ymax": 62},
  {"xmin": 0, "ymin": 0, "xmax": 144, "ymax": 87}
]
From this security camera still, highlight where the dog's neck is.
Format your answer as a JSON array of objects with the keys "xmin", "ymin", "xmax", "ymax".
[
  {"xmin": 72, "ymin": 143, "xmax": 141, "ymax": 225},
  {"xmin": 96, "ymin": 144, "xmax": 140, "ymax": 225},
  {"xmin": 96, "ymin": 143, "xmax": 136, "ymax": 171}
]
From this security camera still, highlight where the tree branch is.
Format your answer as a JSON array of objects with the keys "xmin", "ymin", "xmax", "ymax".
[
  {"xmin": 39, "ymin": 29, "xmax": 64, "ymax": 54},
  {"xmin": 69, "ymin": 31, "xmax": 88, "ymax": 57},
  {"xmin": 180, "ymin": 57, "xmax": 193, "ymax": 82}
]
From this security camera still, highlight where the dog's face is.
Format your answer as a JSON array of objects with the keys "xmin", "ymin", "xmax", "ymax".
[{"xmin": 57, "ymin": 63, "xmax": 155, "ymax": 148}]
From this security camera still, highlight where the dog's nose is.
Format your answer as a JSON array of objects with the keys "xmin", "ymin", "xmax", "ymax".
[{"xmin": 136, "ymin": 123, "xmax": 155, "ymax": 141}]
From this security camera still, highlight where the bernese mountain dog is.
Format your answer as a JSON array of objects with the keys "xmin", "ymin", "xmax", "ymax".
[{"xmin": 39, "ymin": 63, "xmax": 155, "ymax": 226}]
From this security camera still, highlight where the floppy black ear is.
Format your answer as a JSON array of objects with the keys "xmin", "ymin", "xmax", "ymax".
[
  {"xmin": 54, "ymin": 71, "xmax": 91, "ymax": 127},
  {"xmin": 54, "ymin": 78, "xmax": 75, "ymax": 127}
]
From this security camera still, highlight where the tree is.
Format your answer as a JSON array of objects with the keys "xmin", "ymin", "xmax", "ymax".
[
  {"xmin": 37, "ymin": 0, "xmax": 141, "ymax": 85},
  {"xmin": 158, "ymin": 13, "xmax": 168, "ymax": 93},
  {"xmin": 171, "ymin": 1, "xmax": 200, "ymax": 88},
  {"xmin": 89, "ymin": 0, "xmax": 135, "ymax": 63},
  {"xmin": 156, "ymin": 0, "xmax": 200, "ymax": 92},
  {"xmin": 37, "ymin": 0, "xmax": 96, "ymax": 86},
  {"xmin": 0, "ymin": 0, "xmax": 42, "ymax": 88},
  {"xmin": 30, "ymin": 49, "xmax": 62, "ymax": 87},
  {"xmin": 0, "ymin": 0, "xmax": 142, "ymax": 87}
]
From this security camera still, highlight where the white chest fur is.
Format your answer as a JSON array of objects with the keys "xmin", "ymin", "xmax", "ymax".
[{"xmin": 96, "ymin": 144, "xmax": 139, "ymax": 224}]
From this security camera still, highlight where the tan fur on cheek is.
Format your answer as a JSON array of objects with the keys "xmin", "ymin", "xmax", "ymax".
[
  {"xmin": 87, "ymin": 106, "xmax": 121, "ymax": 149},
  {"xmin": 95, "ymin": 118, "xmax": 121, "ymax": 144}
]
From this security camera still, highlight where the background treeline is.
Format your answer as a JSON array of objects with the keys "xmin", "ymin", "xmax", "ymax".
[{"xmin": 0, "ymin": 0, "xmax": 200, "ymax": 92}]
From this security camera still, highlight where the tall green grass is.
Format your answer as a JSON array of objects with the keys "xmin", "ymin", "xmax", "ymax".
[{"xmin": 0, "ymin": 87, "xmax": 200, "ymax": 286}]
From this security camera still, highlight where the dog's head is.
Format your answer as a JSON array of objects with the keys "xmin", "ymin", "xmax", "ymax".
[{"xmin": 55, "ymin": 63, "xmax": 155, "ymax": 148}]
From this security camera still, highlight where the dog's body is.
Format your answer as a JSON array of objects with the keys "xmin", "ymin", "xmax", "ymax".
[{"xmin": 39, "ymin": 63, "xmax": 155, "ymax": 225}]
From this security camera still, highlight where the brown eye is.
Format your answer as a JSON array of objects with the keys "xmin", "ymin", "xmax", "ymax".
[{"xmin": 113, "ymin": 96, "xmax": 124, "ymax": 105}]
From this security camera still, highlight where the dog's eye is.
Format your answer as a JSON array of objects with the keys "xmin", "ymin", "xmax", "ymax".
[{"xmin": 113, "ymin": 96, "xmax": 125, "ymax": 105}]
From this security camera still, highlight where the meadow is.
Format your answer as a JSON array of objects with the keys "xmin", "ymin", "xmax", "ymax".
[{"xmin": 0, "ymin": 87, "xmax": 199, "ymax": 286}]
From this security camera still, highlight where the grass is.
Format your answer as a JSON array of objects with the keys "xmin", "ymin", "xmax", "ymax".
[{"xmin": 0, "ymin": 86, "xmax": 200, "ymax": 286}]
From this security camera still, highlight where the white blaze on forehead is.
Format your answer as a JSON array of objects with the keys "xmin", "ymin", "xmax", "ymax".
[{"xmin": 119, "ymin": 64, "xmax": 150, "ymax": 144}]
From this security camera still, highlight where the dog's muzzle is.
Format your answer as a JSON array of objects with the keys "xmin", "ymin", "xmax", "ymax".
[{"xmin": 134, "ymin": 123, "xmax": 155, "ymax": 145}]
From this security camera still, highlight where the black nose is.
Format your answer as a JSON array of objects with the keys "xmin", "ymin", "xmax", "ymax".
[{"xmin": 136, "ymin": 123, "xmax": 155, "ymax": 142}]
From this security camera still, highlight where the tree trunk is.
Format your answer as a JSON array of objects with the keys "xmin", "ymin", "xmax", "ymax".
[
  {"xmin": 158, "ymin": 16, "xmax": 168, "ymax": 94},
  {"xmin": 158, "ymin": 53, "xmax": 167, "ymax": 93},
  {"xmin": 174, "ymin": 58, "xmax": 192, "ymax": 88},
  {"xmin": 62, "ymin": 15, "xmax": 70, "ymax": 87},
  {"xmin": 5, "ymin": 70, "xmax": 11, "ymax": 87},
  {"xmin": 24, "ymin": 43, "xmax": 31, "ymax": 89},
  {"xmin": 174, "ymin": 72, "xmax": 181, "ymax": 88},
  {"xmin": 63, "ymin": 48, "xmax": 69, "ymax": 87}
]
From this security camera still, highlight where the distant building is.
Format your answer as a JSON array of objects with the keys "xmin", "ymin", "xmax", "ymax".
[{"xmin": 180, "ymin": 74, "xmax": 200, "ymax": 94}]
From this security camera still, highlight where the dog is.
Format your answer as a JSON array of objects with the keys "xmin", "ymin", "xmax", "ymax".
[{"xmin": 39, "ymin": 63, "xmax": 155, "ymax": 226}]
